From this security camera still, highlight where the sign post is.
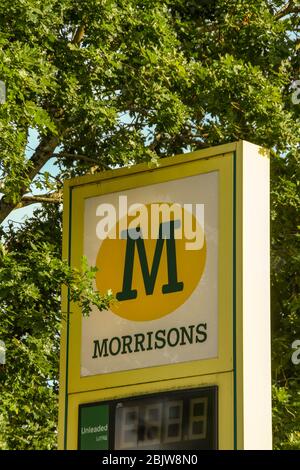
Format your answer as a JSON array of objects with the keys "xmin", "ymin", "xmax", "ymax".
[{"xmin": 58, "ymin": 140, "xmax": 272, "ymax": 450}]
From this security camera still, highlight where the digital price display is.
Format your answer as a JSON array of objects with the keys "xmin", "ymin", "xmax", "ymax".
[{"xmin": 79, "ymin": 387, "xmax": 217, "ymax": 450}]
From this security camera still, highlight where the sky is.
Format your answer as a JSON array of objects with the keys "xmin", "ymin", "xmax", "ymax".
[{"xmin": 2, "ymin": 129, "xmax": 60, "ymax": 229}]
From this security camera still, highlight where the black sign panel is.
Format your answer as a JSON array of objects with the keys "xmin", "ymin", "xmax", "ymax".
[{"xmin": 79, "ymin": 387, "xmax": 218, "ymax": 450}]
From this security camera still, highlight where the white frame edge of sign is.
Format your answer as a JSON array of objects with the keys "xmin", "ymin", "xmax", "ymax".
[{"xmin": 236, "ymin": 141, "xmax": 272, "ymax": 450}]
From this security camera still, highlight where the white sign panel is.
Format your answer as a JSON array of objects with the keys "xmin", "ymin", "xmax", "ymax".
[{"xmin": 82, "ymin": 172, "xmax": 218, "ymax": 376}]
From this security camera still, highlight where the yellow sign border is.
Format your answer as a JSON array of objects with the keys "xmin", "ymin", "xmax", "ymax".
[{"xmin": 59, "ymin": 141, "xmax": 243, "ymax": 450}]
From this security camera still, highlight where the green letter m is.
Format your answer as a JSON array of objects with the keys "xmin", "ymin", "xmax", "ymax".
[{"xmin": 116, "ymin": 220, "xmax": 184, "ymax": 301}]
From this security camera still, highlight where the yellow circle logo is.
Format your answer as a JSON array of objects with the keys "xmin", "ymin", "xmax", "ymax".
[{"xmin": 96, "ymin": 203, "xmax": 206, "ymax": 321}]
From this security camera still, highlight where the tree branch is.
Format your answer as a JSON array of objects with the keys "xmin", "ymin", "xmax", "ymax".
[
  {"xmin": 275, "ymin": 1, "xmax": 300, "ymax": 19},
  {"xmin": 0, "ymin": 24, "xmax": 86, "ymax": 224},
  {"xmin": 0, "ymin": 134, "xmax": 60, "ymax": 223},
  {"xmin": 53, "ymin": 152, "xmax": 112, "ymax": 170},
  {"xmin": 72, "ymin": 24, "xmax": 85, "ymax": 45},
  {"xmin": 53, "ymin": 152, "xmax": 99, "ymax": 165},
  {"xmin": 17, "ymin": 191, "xmax": 63, "ymax": 208},
  {"xmin": 27, "ymin": 135, "xmax": 60, "ymax": 184}
]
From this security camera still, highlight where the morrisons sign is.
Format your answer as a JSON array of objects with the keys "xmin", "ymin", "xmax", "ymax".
[{"xmin": 81, "ymin": 172, "xmax": 218, "ymax": 376}]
